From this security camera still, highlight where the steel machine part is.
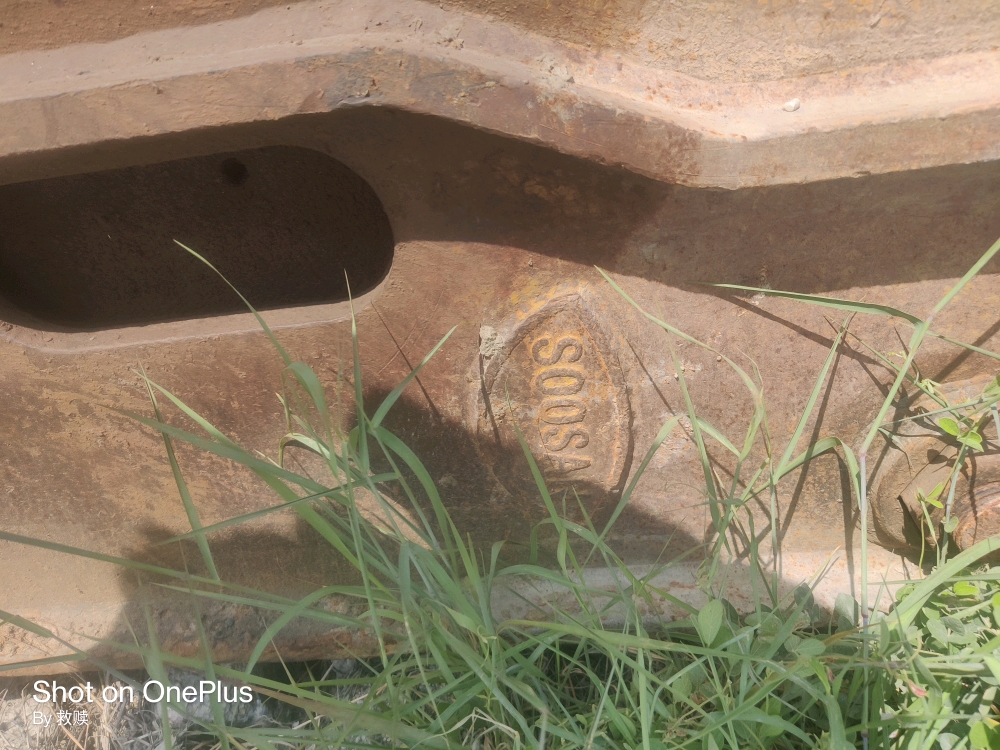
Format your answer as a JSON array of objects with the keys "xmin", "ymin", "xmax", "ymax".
[{"xmin": 2, "ymin": 0, "xmax": 1000, "ymax": 673}]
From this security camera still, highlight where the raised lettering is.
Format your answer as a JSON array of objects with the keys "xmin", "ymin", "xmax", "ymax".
[
  {"xmin": 540, "ymin": 397, "xmax": 587, "ymax": 425},
  {"xmin": 478, "ymin": 298, "xmax": 631, "ymax": 506},
  {"xmin": 545, "ymin": 454, "xmax": 593, "ymax": 474},
  {"xmin": 531, "ymin": 335, "xmax": 583, "ymax": 366},
  {"xmin": 535, "ymin": 366, "xmax": 586, "ymax": 396},
  {"xmin": 541, "ymin": 425, "xmax": 590, "ymax": 451}
]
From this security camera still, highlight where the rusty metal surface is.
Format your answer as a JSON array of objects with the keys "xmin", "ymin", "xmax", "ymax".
[
  {"xmin": 6, "ymin": 0, "xmax": 1000, "ymax": 86},
  {"xmin": 1, "ymin": 0, "xmax": 1000, "ymax": 190},
  {"xmin": 0, "ymin": 2, "xmax": 999, "ymax": 673}
]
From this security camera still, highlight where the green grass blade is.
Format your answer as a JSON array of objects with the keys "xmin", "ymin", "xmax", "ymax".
[
  {"xmin": 155, "ymin": 479, "xmax": 392, "ymax": 545},
  {"xmin": 174, "ymin": 240, "xmax": 291, "ymax": 365},
  {"xmin": 595, "ymin": 416, "xmax": 681, "ymax": 547},
  {"xmin": 668, "ymin": 339, "xmax": 720, "ymax": 529},
  {"xmin": 243, "ymin": 587, "xmax": 341, "ymax": 675},
  {"xmin": 705, "ymin": 284, "xmax": 923, "ymax": 325},
  {"xmin": 928, "ymin": 234, "xmax": 1000, "ymax": 316},
  {"xmin": 370, "ymin": 325, "xmax": 458, "ymax": 429},
  {"xmin": 248, "ymin": 688, "xmax": 466, "ymax": 750},
  {"xmin": 893, "ymin": 535, "xmax": 1000, "ymax": 629},
  {"xmin": 599, "ymin": 268, "xmax": 761, "ymax": 399},
  {"xmin": 188, "ymin": 594, "xmax": 231, "ymax": 750},
  {"xmin": 774, "ymin": 315, "xmax": 852, "ymax": 478},
  {"xmin": 140, "ymin": 367, "xmax": 219, "ymax": 580}
]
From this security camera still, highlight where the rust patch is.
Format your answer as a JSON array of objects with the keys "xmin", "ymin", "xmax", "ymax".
[{"xmin": 474, "ymin": 288, "xmax": 632, "ymax": 516}]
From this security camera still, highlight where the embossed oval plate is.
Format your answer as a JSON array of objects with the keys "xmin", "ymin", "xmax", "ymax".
[{"xmin": 475, "ymin": 291, "xmax": 632, "ymax": 514}]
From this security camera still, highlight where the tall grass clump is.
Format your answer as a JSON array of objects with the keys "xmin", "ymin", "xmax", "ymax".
[{"xmin": 5, "ymin": 238, "xmax": 1000, "ymax": 748}]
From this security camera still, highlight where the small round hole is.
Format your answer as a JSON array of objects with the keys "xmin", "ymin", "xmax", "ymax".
[{"xmin": 220, "ymin": 158, "xmax": 248, "ymax": 186}]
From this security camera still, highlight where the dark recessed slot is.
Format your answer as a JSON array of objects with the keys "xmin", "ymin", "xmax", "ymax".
[{"xmin": 0, "ymin": 145, "xmax": 394, "ymax": 330}]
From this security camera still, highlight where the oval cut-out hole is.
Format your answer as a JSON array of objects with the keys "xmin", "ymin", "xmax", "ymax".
[{"xmin": 0, "ymin": 145, "xmax": 394, "ymax": 330}]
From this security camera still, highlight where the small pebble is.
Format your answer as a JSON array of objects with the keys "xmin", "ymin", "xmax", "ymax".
[{"xmin": 782, "ymin": 98, "xmax": 801, "ymax": 112}]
